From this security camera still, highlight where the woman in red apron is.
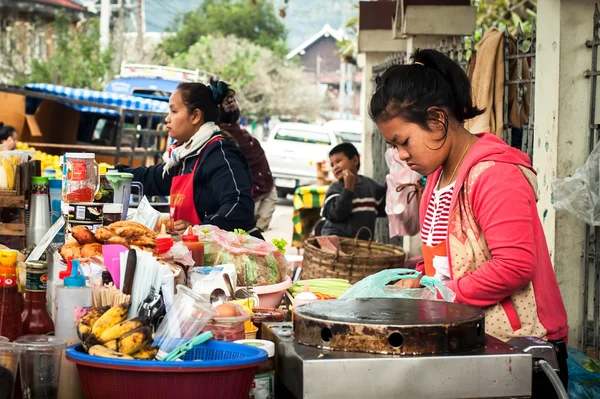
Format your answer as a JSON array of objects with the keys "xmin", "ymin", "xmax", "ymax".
[
  {"xmin": 116, "ymin": 81, "xmax": 259, "ymax": 237},
  {"xmin": 370, "ymin": 49, "xmax": 568, "ymax": 398}
]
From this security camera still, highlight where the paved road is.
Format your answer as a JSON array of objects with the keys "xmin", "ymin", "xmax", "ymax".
[{"xmin": 263, "ymin": 197, "xmax": 299, "ymax": 255}]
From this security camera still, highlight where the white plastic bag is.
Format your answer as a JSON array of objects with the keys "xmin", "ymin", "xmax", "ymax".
[
  {"xmin": 553, "ymin": 141, "xmax": 600, "ymax": 225},
  {"xmin": 385, "ymin": 148, "xmax": 421, "ymax": 237}
]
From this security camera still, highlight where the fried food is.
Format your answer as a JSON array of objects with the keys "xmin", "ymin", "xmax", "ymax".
[
  {"xmin": 106, "ymin": 236, "xmax": 130, "ymax": 247},
  {"xmin": 72, "ymin": 225, "xmax": 99, "ymax": 245},
  {"xmin": 95, "ymin": 227, "xmax": 118, "ymax": 243},
  {"xmin": 60, "ymin": 243, "xmax": 81, "ymax": 261},
  {"xmin": 129, "ymin": 236, "xmax": 156, "ymax": 247},
  {"xmin": 108, "ymin": 221, "xmax": 157, "ymax": 238},
  {"xmin": 81, "ymin": 243, "xmax": 103, "ymax": 258},
  {"xmin": 114, "ymin": 226, "xmax": 150, "ymax": 239}
]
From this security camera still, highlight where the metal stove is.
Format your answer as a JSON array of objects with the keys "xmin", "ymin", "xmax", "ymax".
[{"xmin": 264, "ymin": 298, "xmax": 540, "ymax": 399}]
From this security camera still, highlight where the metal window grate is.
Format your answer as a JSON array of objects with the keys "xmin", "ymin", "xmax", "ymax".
[
  {"xmin": 503, "ymin": 24, "xmax": 537, "ymax": 159},
  {"xmin": 582, "ymin": 3, "xmax": 600, "ymax": 353}
]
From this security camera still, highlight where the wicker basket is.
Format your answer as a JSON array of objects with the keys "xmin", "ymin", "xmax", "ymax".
[{"xmin": 302, "ymin": 227, "xmax": 406, "ymax": 284}]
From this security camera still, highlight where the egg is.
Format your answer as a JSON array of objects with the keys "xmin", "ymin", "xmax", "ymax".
[{"xmin": 214, "ymin": 303, "xmax": 238, "ymax": 318}]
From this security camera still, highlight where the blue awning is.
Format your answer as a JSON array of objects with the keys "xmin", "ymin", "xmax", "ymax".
[{"xmin": 25, "ymin": 83, "xmax": 170, "ymax": 116}]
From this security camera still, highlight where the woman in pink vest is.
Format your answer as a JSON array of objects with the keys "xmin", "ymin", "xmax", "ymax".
[{"xmin": 370, "ymin": 49, "xmax": 568, "ymax": 398}]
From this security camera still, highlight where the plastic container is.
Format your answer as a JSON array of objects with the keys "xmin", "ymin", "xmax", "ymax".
[
  {"xmin": 48, "ymin": 178, "xmax": 64, "ymax": 243},
  {"xmin": 0, "ymin": 249, "xmax": 23, "ymax": 341},
  {"xmin": 66, "ymin": 340, "xmax": 267, "ymax": 399},
  {"xmin": 102, "ymin": 203, "xmax": 123, "ymax": 226},
  {"xmin": 182, "ymin": 226, "xmax": 204, "ymax": 266},
  {"xmin": 252, "ymin": 276, "xmax": 293, "ymax": 309},
  {"xmin": 202, "ymin": 303, "xmax": 251, "ymax": 342},
  {"xmin": 54, "ymin": 260, "xmax": 92, "ymax": 342},
  {"xmin": 62, "ymin": 153, "xmax": 99, "ymax": 203},
  {"xmin": 234, "ymin": 339, "xmax": 275, "ymax": 399},
  {"xmin": 154, "ymin": 285, "xmax": 216, "ymax": 355},
  {"xmin": 156, "ymin": 224, "xmax": 174, "ymax": 254},
  {"xmin": 0, "ymin": 341, "xmax": 24, "ymax": 399},
  {"xmin": 105, "ymin": 172, "xmax": 142, "ymax": 219},
  {"xmin": 15, "ymin": 335, "xmax": 67, "ymax": 399},
  {"xmin": 97, "ymin": 165, "xmax": 114, "ymax": 204},
  {"xmin": 27, "ymin": 176, "xmax": 51, "ymax": 246}
]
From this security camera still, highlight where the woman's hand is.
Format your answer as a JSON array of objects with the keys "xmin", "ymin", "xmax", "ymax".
[
  {"xmin": 173, "ymin": 219, "xmax": 192, "ymax": 234},
  {"xmin": 394, "ymin": 275, "xmax": 424, "ymax": 288}
]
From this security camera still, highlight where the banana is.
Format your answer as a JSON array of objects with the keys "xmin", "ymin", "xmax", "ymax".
[
  {"xmin": 3, "ymin": 158, "xmax": 14, "ymax": 190},
  {"xmin": 77, "ymin": 306, "xmax": 110, "ymax": 341},
  {"xmin": 103, "ymin": 340, "xmax": 118, "ymax": 351},
  {"xmin": 88, "ymin": 345, "xmax": 133, "ymax": 360},
  {"xmin": 98, "ymin": 316, "xmax": 150, "ymax": 344},
  {"xmin": 91, "ymin": 303, "xmax": 130, "ymax": 340},
  {"xmin": 115, "ymin": 326, "xmax": 153, "ymax": 355},
  {"xmin": 132, "ymin": 346, "xmax": 159, "ymax": 360}
]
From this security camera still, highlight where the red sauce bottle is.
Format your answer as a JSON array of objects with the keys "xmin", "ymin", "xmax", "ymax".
[
  {"xmin": 0, "ymin": 249, "xmax": 23, "ymax": 341},
  {"xmin": 21, "ymin": 261, "xmax": 54, "ymax": 335},
  {"xmin": 183, "ymin": 226, "xmax": 204, "ymax": 266}
]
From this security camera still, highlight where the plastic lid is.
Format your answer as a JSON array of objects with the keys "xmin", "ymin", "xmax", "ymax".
[
  {"xmin": 31, "ymin": 176, "xmax": 49, "ymax": 185},
  {"xmin": 118, "ymin": 172, "xmax": 133, "ymax": 181},
  {"xmin": 234, "ymin": 339, "xmax": 275, "ymax": 358},
  {"xmin": 64, "ymin": 259, "xmax": 86, "ymax": 287},
  {"xmin": 65, "ymin": 152, "xmax": 95, "ymax": 159},
  {"xmin": 182, "ymin": 226, "xmax": 198, "ymax": 242},
  {"xmin": 156, "ymin": 224, "xmax": 172, "ymax": 240},
  {"xmin": 48, "ymin": 178, "xmax": 62, "ymax": 189},
  {"xmin": 99, "ymin": 165, "xmax": 107, "ymax": 175}
]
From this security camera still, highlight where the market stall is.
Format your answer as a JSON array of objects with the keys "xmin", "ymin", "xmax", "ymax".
[{"xmin": 291, "ymin": 184, "xmax": 328, "ymax": 248}]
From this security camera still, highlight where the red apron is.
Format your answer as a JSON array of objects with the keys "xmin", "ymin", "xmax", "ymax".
[{"xmin": 170, "ymin": 136, "xmax": 224, "ymax": 225}]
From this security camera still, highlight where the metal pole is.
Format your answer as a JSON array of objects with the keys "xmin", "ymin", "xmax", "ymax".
[
  {"xmin": 115, "ymin": 0, "xmax": 126, "ymax": 68},
  {"xmin": 100, "ymin": 0, "xmax": 111, "ymax": 52},
  {"xmin": 136, "ymin": 0, "xmax": 144, "ymax": 55}
]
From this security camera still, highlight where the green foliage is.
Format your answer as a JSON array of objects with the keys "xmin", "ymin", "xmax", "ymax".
[
  {"xmin": 15, "ymin": 12, "xmax": 113, "ymax": 90},
  {"xmin": 159, "ymin": 0, "xmax": 287, "ymax": 58},
  {"xmin": 473, "ymin": 0, "xmax": 536, "ymax": 40}
]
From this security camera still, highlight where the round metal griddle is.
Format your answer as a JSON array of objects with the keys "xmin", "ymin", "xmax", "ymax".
[{"xmin": 293, "ymin": 298, "xmax": 486, "ymax": 355}]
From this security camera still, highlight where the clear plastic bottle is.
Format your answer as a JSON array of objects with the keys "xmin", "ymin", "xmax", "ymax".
[{"xmin": 54, "ymin": 260, "xmax": 91, "ymax": 342}]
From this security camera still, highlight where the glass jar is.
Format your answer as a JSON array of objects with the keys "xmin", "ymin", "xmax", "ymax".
[
  {"xmin": 234, "ymin": 339, "xmax": 275, "ymax": 399},
  {"xmin": 62, "ymin": 153, "xmax": 99, "ymax": 202}
]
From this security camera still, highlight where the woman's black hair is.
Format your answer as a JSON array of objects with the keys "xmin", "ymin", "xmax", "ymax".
[
  {"xmin": 0, "ymin": 125, "xmax": 16, "ymax": 142},
  {"xmin": 369, "ymin": 49, "xmax": 483, "ymax": 138},
  {"xmin": 177, "ymin": 80, "xmax": 230, "ymax": 123}
]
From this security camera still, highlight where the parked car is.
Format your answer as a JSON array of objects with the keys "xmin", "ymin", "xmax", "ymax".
[
  {"xmin": 324, "ymin": 119, "xmax": 364, "ymax": 155},
  {"xmin": 264, "ymin": 122, "xmax": 338, "ymax": 198}
]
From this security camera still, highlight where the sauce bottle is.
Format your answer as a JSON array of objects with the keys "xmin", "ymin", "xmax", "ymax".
[
  {"xmin": 0, "ymin": 249, "xmax": 23, "ymax": 341},
  {"xmin": 156, "ymin": 224, "xmax": 174, "ymax": 255},
  {"xmin": 21, "ymin": 261, "xmax": 54, "ymax": 335},
  {"xmin": 183, "ymin": 226, "xmax": 204, "ymax": 266},
  {"xmin": 54, "ymin": 260, "xmax": 92, "ymax": 342}
]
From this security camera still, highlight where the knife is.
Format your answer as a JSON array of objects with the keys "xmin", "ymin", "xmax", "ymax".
[{"xmin": 122, "ymin": 249, "xmax": 137, "ymax": 296}]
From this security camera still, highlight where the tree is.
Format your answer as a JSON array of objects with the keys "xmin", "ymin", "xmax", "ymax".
[
  {"xmin": 12, "ymin": 12, "xmax": 113, "ymax": 90},
  {"xmin": 174, "ymin": 34, "xmax": 321, "ymax": 120},
  {"xmin": 159, "ymin": 0, "xmax": 287, "ymax": 58},
  {"xmin": 473, "ymin": 0, "xmax": 536, "ymax": 40}
]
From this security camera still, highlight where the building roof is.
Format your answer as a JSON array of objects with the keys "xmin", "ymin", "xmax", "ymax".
[
  {"xmin": 286, "ymin": 23, "xmax": 344, "ymax": 60},
  {"xmin": 35, "ymin": 0, "xmax": 87, "ymax": 11}
]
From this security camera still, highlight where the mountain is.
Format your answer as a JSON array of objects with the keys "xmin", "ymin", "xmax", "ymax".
[{"xmin": 143, "ymin": 0, "xmax": 358, "ymax": 50}]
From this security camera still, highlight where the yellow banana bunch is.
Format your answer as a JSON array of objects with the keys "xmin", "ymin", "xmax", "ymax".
[
  {"xmin": 90, "ymin": 303, "xmax": 130, "ymax": 340},
  {"xmin": 77, "ymin": 304, "xmax": 158, "ymax": 360},
  {"xmin": 98, "ymin": 316, "xmax": 150, "ymax": 344},
  {"xmin": 88, "ymin": 345, "xmax": 134, "ymax": 360}
]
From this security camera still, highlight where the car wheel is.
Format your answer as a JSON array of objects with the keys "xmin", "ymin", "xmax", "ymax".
[{"xmin": 276, "ymin": 188, "xmax": 288, "ymax": 199}]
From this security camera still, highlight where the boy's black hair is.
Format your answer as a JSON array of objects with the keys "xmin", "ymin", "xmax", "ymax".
[
  {"xmin": 369, "ymin": 49, "xmax": 484, "ymax": 147},
  {"xmin": 0, "ymin": 125, "xmax": 16, "ymax": 142},
  {"xmin": 329, "ymin": 142, "xmax": 360, "ymax": 170}
]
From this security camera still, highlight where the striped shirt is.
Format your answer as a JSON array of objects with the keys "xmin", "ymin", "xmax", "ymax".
[{"xmin": 421, "ymin": 180, "xmax": 455, "ymax": 247}]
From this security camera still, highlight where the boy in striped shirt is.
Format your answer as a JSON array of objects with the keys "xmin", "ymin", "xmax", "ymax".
[{"xmin": 320, "ymin": 143, "xmax": 386, "ymax": 240}]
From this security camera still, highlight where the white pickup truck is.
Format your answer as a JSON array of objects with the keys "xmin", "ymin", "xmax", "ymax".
[{"xmin": 264, "ymin": 121, "xmax": 363, "ymax": 198}]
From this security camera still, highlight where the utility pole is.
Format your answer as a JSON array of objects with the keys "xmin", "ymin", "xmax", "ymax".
[
  {"xmin": 100, "ymin": 0, "xmax": 110, "ymax": 51},
  {"xmin": 135, "ymin": 0, "xmax": 144, "ymax": 56},
  {"xmin": 115, "ymin": 0, "xmax": 126, "ymax": 68},
  {"xmin": 339, "ymin": 59, "xmax": 346, "ymax": 118}
]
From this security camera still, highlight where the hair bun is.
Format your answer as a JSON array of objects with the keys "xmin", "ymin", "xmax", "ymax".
[{"xmin": 207, "ymin": 81, "xmax": 230, "ymax": 105}]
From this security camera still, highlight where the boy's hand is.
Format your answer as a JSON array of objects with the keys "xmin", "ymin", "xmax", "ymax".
[{"xmin": 343, "ymin": 169, "xmax": 357, "ymax": 191}]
